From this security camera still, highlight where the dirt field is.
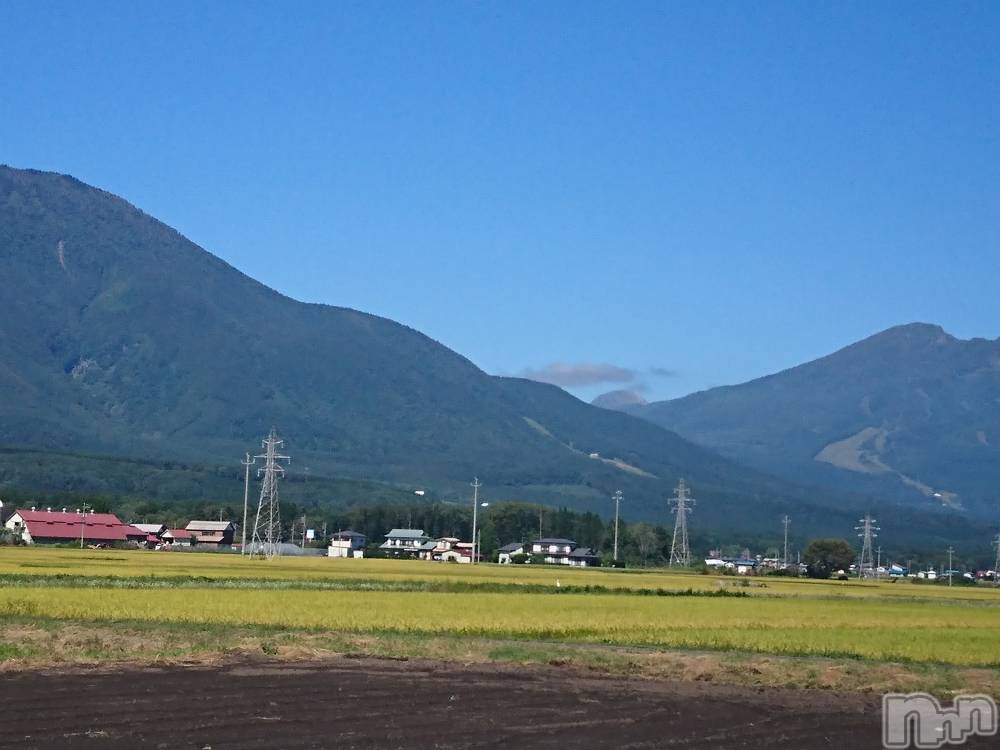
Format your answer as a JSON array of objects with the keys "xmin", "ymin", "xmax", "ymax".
[{"xmin": 5, "ymin": 655, "xmax": 984, "ymax": 750}]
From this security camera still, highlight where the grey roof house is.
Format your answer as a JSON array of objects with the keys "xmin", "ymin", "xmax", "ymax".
[
  {"xmin": 380, "ymin": 528, "xmax": 431, "ymax": 555},
  {"xmin": 529, "ymin": 538, "xmax": 600, "ymax": 567}
]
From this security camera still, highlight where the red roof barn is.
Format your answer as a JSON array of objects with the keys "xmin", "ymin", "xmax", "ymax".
[{"xmin": 4, "ymin": 508, "xmax": 145, "ymax": 545}]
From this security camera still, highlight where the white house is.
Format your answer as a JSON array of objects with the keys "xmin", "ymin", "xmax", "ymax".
[
  {"xmin": 328, "ymin": 539, "xmax": 364, "ymax": 558},
  {"xmin": 328, "ymin": 530, "xmax": 366, "ymax": 558}
]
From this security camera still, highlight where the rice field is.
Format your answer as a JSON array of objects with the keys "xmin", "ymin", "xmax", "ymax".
[{"xmin": 2, "ymin": 547, "xmax": 999, "ymax": 668}]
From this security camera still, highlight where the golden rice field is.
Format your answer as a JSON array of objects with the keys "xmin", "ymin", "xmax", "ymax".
[
  {"xmin": 3, "ymin": 547, "xmax": 999, "ymax": 602},
  {"xmin": 2, "ymin": 548, "xmax": 999, "ymax": 667}
]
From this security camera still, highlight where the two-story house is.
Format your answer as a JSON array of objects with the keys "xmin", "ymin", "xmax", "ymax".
[
  {"xmin": 529, "ymin": 537, "xmax": 600, "ymax": 567},
  {"xmin": 379, "ymin": 528, "xmax": 431, "ymax": 556}
]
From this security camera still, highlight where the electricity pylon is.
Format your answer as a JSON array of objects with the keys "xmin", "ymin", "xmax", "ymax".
[
  {"xmin": 855, "ymin": 513, "xmax": 879, "ymax": 579},
  {"xmin": 250, "ymin": 428, "xmax": 290, "ymax": 559},
  {"xmin": 668, "ymin": 479, "xmax": 695, "ymax": 567}
]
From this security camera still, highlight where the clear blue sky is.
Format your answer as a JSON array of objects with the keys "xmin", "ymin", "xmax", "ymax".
[{"xmin": 2, "ymin": 1, "xmax": 998, "ymax": 402}]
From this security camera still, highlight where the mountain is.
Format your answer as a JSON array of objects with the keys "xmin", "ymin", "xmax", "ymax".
[
  {"xmin": 0, "ymin": 164, "xmax": 849, "ymax": 533},
  {"xmin": 628, "ymin": 324, "xmax": 1000, "ymax": 518},
  {"xmin": 591, "ymin": 389, "xmax": 648, "ymax": 411}
]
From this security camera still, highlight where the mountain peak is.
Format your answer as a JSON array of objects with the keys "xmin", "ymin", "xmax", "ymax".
[
  {"xmin": 872, "ymin": 322, "xmax": 951, "ymax": 340},
  {"xmin": 592, "ymin": 389, "xmax": 648, "ymax": 411}
]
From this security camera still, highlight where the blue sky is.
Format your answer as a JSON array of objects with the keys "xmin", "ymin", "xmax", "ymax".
[{"xmin": 2, "ymin": 1, "xmax": 998, "ymax": 402}]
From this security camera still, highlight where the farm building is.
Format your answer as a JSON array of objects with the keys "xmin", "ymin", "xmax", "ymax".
[
  {"xmin": 185, "ymin": 520, "xmax": 236, "ymax": 546},
  {"xmin": 380, "ymin": 529, "xmax": 431, "ymax": 556},
  {"xmin": 4, "ymin": 508, "xmax": 145, "ymax": 546},
  {"xmin": 160, "ymin": 528, "xmax": 193, "ymax": 546},
  {"xmin": 132, "ymin": 523, "xmax": 167, "ymax": 548}
]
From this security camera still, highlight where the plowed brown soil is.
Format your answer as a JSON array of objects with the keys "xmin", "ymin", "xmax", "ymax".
[{"xmin": 0, "ymin": 657, "xmax": 992, "ymax": 749}]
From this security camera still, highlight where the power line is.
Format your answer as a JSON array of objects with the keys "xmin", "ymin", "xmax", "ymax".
[
  {"xmin": 668, "ymin": 479, "xmax": 695, "ymax": 567},
  {"xmin": 250, "ymin": 428, "xmax": 290, "ymax": 559}
]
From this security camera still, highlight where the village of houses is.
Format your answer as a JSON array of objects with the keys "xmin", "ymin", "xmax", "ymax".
[
  {"xmin": 1, "ymin": 506, "xmax": 604, "ymax": 567},
  {"xmin": 2, "ymin": 505, "xmax": 804, "ymax": 574}
]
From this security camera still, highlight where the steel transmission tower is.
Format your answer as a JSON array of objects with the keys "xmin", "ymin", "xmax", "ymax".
[
  {"xmin": 250, "ymin": 429, "xmax": 290, "ymax": 559},
  {"xmin": 668, "ymin": 479, "xmax": 695, "ymax": 567},
  {"xmin": 855, "ymin": 513, "xmax": 879, "ymax": 578}
]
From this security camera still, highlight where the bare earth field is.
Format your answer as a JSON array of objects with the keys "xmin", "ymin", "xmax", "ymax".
[
  {"xmin": 0, "ymin": 657, "xmax": 993, "ymax": 750},
  {"xmin": 0, "ymin": 657, "xmax": 876, "ymax": 749}
]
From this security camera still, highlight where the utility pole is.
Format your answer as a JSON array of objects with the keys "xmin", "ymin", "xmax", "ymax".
[
  {"xmin": 781, "ymin": 515, "xmax": 791, "ymax": 569},
  {"xmin": 79, "ymin": 503, "xmax": 91, "ymax": 549},
  {"xmin": 470, "ymin": 477, "xmax": 481, "ymax": 565},
  {"xmin": 668, "ymin": 479, "xmax": 695, "ymax": 567},
  {"xmin": 250, "ymin": 428, "xmax": 290, "ymax": 559},
  {"xmin": 301, "ymin": 514, "xmax": 307, "ymax": 549},
  {"xmin": 538, "ymin": 507, "xmax": 543, "ymax": 539},
  {"xmin": 613, "ymin": 490, "xmax": 623, "ymax": 562},
  {"xmin": 947, "ymin": 546, "xmax": 954, "ymax": 587},
  {"xmin": 992, "ymin": 533, "xmax": 1000, "ymax": 588},
  {"xmin": 241, "ymin": 452, "xmax": 254, "ymax": 556},
  {"xmin": 855, "ymin": 514, "xmax": 879, "ymax": 579}
]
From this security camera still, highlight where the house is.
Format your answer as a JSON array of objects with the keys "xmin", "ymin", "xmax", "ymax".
[
  {"xmin": 530, "ymin": 538, "xmax": 575, "ymax": 564},
  {"xmin": 418, "ymin": 537, "xmax": 474, "ymax": 563},
  {"xmin": 440, "ymin": 543, "xmax": 474, "ymax": 563},
  {"xmin": 328, "ymin": 530, "xmax": 366, "ymax": 558},
  {"xmin": 4, "ymin": 508, "xmax": 145, "ymax": 546},
  {"xmin": 185, "ymin": 520, "xmax": 236, "ymax": 546},
  {"xmin": 497, "ymin": 542, "xmax": 527, "ymax": 564},
  {"xmin": 529, "ymin": 538, "xmax": 600, "ymax": 567},
  {"xmin": 160, "ymin": 528, "xmax": 193, "ymax": 546},
  {"xmin": 331, "ymin": 530, "xmax": 366, "ymax": 550},
  {"xmin": 379, "ymin": 528, "xmax": 431, "ymax": 556},
  {"xmin": 567, "ymin": 547, "xmax": 599, "ymax": 567}
]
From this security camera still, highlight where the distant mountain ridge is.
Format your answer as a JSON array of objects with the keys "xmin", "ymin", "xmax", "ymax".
[
  {"xmin": 0, "ymin": 164, "xmax": 844, "ymax": 532},
  {"xmin": 627, "ymin": 323, "xmax": 1000, "ymax": 517}
]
